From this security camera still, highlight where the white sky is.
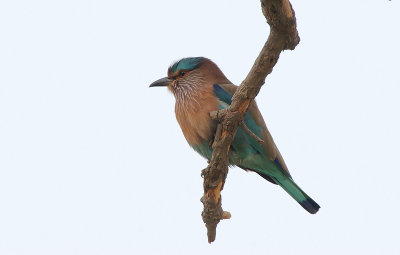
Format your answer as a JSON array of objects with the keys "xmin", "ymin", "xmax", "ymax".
[{"xmin": 1, "ymin": 0, "xmax": 399, "ymax": 254}]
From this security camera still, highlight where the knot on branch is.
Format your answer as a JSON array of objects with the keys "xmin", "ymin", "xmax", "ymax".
[{"xmin": 210, "ymin": 109, "xmax": 227, "ymax": 121}]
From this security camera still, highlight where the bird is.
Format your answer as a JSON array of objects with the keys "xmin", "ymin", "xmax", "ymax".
[{"xmin": 149, "ymin": 57, "xmax": 320, "ymax": 214}]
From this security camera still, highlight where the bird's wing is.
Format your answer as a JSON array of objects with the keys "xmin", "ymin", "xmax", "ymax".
[{"xmin": 214, "ymin": 83, "xmax": 291, "ymax": 177}]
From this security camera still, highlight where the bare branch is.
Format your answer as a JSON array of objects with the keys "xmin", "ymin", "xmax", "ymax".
[{"xmin": 201, "ymin": 0, "xmax": 300, "ymax": 243}]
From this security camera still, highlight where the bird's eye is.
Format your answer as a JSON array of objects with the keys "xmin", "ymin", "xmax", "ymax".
[{"xmin": 180, "ymin": 71, "xmax": 185, "ymax": 77}]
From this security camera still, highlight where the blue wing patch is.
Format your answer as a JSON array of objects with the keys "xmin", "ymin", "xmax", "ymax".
[
  {"xmin": 213, "ymin": 84, "xmax": 232, "ymax": 105},
  {"xmin": 274, "ymin": 157, "xmax": 284, "ymax": 170},
  {"xmin": 213, "ymin": 84, "xmax": 261, "ymax": 137},
  {"xmin": 213, "ymin": 84, "xmax": 263, "ymax": 155}
]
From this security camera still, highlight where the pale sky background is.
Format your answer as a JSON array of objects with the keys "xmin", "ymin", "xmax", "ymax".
[{"xmin": 1, "ymin": 0, "xmax": 400, "ymax": 254}]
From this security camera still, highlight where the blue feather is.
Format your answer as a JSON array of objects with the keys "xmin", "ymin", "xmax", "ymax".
[
  {"xmin": 213, "ymin": 84, "xmax": 263, "ymax": 157},
  {"xmin": 274, "ymin": 157, "xmax": 284, "ymax": 170},
  {"xmin": 213, "ymin": 84, "xmax": 232, "ymax": 104},
  {"xmin": 191, "ymin": 140, "xmax": 213, "ymax": 160},
  {"xmin": 169, "ymin": 57, "xmax": 206, "ymax": 73}
]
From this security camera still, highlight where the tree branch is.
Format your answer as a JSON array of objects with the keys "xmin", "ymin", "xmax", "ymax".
[{"xmin": 201, "ymin": 0, "xmax": 300, "ymax": 243}]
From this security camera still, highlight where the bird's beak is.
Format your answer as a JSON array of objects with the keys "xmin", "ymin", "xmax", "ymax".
[{"xmin": 149, "ymin": 77, "xmax": 172, "ymax": 88}]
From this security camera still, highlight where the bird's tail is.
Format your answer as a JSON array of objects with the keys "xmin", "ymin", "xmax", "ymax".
[{"xmin": 273, "ymin": 176, "xmax": 320, "ymax": 214}]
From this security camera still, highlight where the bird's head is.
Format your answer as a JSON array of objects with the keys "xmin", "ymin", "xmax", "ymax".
[{"xmin": 149, "ymin": 57, "xmax": 229, "ymax": 96}]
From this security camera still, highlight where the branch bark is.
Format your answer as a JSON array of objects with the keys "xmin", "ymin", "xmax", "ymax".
[{"xmin": 201, "ymin": 0, "xmax": 300, "ymax": 243}]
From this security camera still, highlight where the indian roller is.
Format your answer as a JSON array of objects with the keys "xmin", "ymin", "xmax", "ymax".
[{"xmin": 149, "ymin": 57, "xmax": 320, "ymax": 214}]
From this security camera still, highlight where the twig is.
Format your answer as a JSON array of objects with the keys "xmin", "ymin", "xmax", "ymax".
[{"xmin": 240, "ymin": 121, "xmax": 264, "ymax": 144}]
